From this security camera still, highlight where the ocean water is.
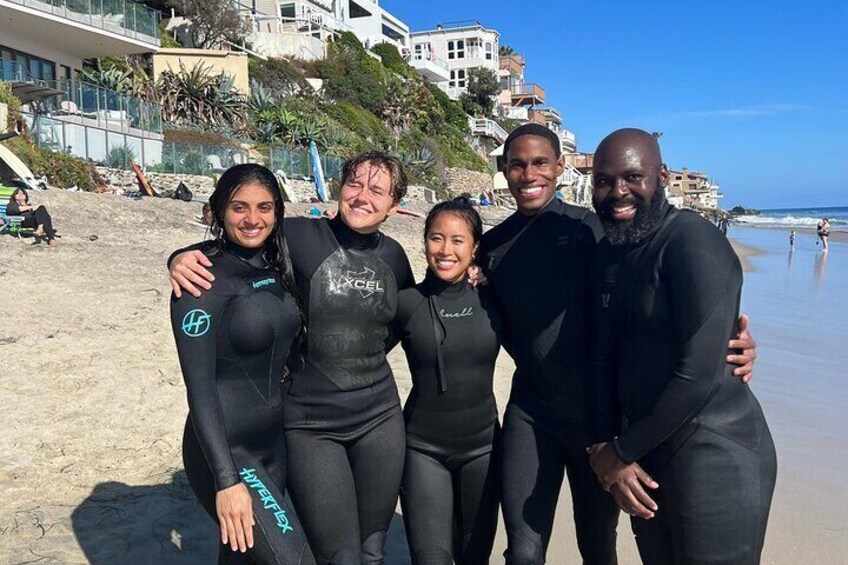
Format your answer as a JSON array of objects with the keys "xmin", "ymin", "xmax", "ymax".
[
  {"xmin": 734, "ymin": 205, "xmax": 848, "ymax": 232},
  {"xmin": 731, "ymin": 227, "xmax": 848, "ymax": 556}
]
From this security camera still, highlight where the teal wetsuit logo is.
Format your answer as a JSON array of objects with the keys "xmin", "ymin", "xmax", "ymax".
[
  {"xmin": 252, "ymin": 277, "xmax": 277, "ymax": 289},
  {"xmin": 240, "ymin": 468, "xmax": 294, "ymax": 533},
  {"xmin": 182, "ymin": 309, "xmax": 211, "ymax": 337}
]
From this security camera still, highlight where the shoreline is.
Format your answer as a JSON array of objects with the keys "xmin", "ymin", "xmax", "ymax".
[{"xmin": 729, "ymin": 239, "xmax": 763, "ymax": 272}]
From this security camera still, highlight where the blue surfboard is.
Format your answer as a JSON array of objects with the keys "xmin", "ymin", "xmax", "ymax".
[{"xmin": 309, "ymin": 141, "xmax": 329, "ymax": 202}]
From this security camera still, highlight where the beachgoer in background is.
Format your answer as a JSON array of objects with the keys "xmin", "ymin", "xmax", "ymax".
[
  {"xmin": 392, "ymin": 198, "xmax": 507, "ymax": 564},
  {"xmin": 478, "ymin": 123, "xmax": 759, "ymax": 564},
  {"xmin": 170, "ymin": 152, "xmax": 414, "ymax": 564},
  {"xmin": 6, "ymin": 188, "xmax": 58, "ymax": 247},
  {"xmin": 201, "ymin": 201, "xmax": 213, "ymax": 226},
  {"xmin": 589, "ymin": 128, "xmax": 776, "ymax": 564},
  {"xmin": 790, "ymin": 229, "xmax": 796, "ymax": 250},
  {"xmin": 817, "ymin": 218, "xmax": 830, "ymax": 251},
  {"xmin": 170, "ymin": 164, "xmax": 314, "ymax": 564}
]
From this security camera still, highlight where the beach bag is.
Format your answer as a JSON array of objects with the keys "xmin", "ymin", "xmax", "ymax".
[{"xmin": 173, "ymin": 182, "xmax": 193, "ymax": 202}]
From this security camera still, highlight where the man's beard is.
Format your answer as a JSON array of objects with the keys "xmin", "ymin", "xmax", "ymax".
[{"xmin": 598, "ymin": 190, "xmax": 666, "ymax": 246}]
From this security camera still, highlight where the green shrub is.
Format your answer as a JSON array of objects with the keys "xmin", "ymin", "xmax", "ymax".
[
  {"xmin": 323, "ymin": 101, "xmax": 391, "ymax": 149},
  {"xmin": 428, "ymin": 84, "xmax": 469, "ymax": 133},
  {"xmin": 249, "ymin": 57, "xmax": 310, "ymax": 96},
  {"xmin": 438, "ymin": 128, "xmax": 489, "ymax": 172},
  {"xmin": 160, "ymin": 25, "xmax": 182, "ymax": 48},
  {"xmin": 0, "ymin": 82, "xmax": 23, "ymax": 131},
  {"xmin": 1, "ymin": 136, "xmax": 103, "ymax": 191},
  {"xmin": 370, "ymin": 43, "xmax": 414, "ymax": 79},
  {"xmin": 318, "ymin": 32, "xmax": 387, "ymax": 113}
]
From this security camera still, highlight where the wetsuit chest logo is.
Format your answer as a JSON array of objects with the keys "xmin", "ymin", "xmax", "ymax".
[
  {"xmin": 601, "ymin": 293, "xmax": 611, "ymax": 309},
  {"xmin": 252, "ymin": 277, "xmax": 277, "ymax": 289},
  {"xmin": 440, "ymin": 307, "xmax": 474, "ymax": 318},
  {"xmin": 181, "ymin": 309, "xmax": 211, "ymax": 337},
  {"xmin": 340, "ymin": 267, "xmax": 385, "ymax": 299}
]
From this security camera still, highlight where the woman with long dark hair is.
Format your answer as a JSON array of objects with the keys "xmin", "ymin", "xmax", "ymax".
[
  {"xmin": 169, "ymin": 153, "xmax": 415, "ymax": 564},
  {"xmin": 6, "ymin": 187, "xmax": 58, "ymax": 246},
  {"xmin": 170, "ymin": 164, "xmax": 314, "ymax": 564},
  {"xmin": 392, "ymin": 198, "xmax": 507, "ymax": 564}
]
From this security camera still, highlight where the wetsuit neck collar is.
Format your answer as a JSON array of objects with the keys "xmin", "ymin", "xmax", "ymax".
[
  {"xmin": 516, "ymin": 196, "xmax": 560, "ymax": 222},
  {"xmin": 223, "ymin": 239, "xmax": 268, "ymax": 268},
  {"xmin": 423, "ymin": 269, "xmax": 468, "ymax": 298},
  {"xmin": 329, "ymin": 214, "xmax": 381, "ymax": 250}
]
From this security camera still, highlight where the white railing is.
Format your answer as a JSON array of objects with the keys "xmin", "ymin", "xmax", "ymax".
[
  {"xmin": 471, "ymin": 117, "xmax": 508, "ymax": 143},
  {"xmin": 408, "ymin": 50, "xmax": 449, "ymax": 72}
]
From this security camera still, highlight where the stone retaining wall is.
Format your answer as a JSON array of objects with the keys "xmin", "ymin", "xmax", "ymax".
[
  {"xmin": 97, "ymin": 167, "xmax": 216, "ymax": 198},
  {"xmin": 444, "ymin": 167, "xmax": 493, "ymax": 197}
]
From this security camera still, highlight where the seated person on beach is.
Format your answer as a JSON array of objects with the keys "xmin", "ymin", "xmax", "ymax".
[
  {"xmin": 588, "ymin": 129, "xmax": 776, "ymax": 564},
  {"xmin": 6, "ymin": 188, "xmax": 58, "ymax": 246},
  {"xmin": 170, "ymin": 164, "xmax": 314, "ymax": 564}
]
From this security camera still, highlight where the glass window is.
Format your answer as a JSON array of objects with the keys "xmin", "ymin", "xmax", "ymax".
[
  {"xmin": 279, "ymin": 2, "xmax": 296, "ymax": 18},
  {"xmin": 485, "ymin": 42, "xmax": 493, "ymax": 60},
  {"xmin": 457, "ymin": 69, "xmax": 466, "ymax": 88}
]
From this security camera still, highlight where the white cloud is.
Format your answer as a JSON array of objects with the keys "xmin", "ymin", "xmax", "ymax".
[{"xmin": 669, "ymin": 104, "xmax": 811, "ymax": 118}]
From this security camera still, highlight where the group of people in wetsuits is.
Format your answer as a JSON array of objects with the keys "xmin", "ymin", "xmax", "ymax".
[{"xmin": 168, "ymin": 124, "xmax": 775, "ymax": 565}]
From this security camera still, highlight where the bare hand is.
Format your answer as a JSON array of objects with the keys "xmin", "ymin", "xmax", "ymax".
[
  {"xmin": 169, "ymin": 250, "xmax": 215, "ymax": 298},
  {"xmin": 727, "ymin": 314, "xmax": 757, "ymax": 382},
  {"xmin": 589, "ymin": 443, "xmax": 659, "ymax": 519},
  {"xmin": 216, "ymin": 483, "xmax": 255, "ymax": 553},
  {"xmin": 466, "ymin": 265, "xmax": 489, "ymax": 287}
]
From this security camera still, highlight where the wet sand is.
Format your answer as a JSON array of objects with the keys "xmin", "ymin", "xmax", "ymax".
[{"xmin": 1, "ymin": 192, "xmax": 845, "ymax": 563}]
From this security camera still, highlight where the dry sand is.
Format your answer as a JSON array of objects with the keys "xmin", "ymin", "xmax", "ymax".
[{"xmin": 0, "ymin": 191, "xmax": 837, "ymax": 563}]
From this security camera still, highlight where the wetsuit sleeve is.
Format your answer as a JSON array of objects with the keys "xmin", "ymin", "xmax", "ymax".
[
  {"xmin": 614, "ymin": 226, "xmax": 742, "ymax": 463},
  {"xmin": 166, "ymin": 240, "xmax": 214, "ymax": 269},
  {"xmin": 171, "ymin": 287, "xmax": 241, "ymax": 490}
]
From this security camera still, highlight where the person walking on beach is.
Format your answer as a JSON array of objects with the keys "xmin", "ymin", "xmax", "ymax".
[
  {"xmin": 478, "ymin": 124, "xmax": 759, "ymax": 564},
  {"xmin": 170, "ymin": 152, "xmax": 415, "ymax": 564},
  {"xmin": 588, "ymin": 129, "xmax": 776, "ymax": 564},
  {"xmin": 817, "ymin": 218, "xmax": 830, "ymax": 251},
  {"xmin": 789, "ymin": 230, "xmax": 796, "ymax": 250},
  {"xmin": 170, "ymin": 165, "xmax": 314, "ymax": 564}
]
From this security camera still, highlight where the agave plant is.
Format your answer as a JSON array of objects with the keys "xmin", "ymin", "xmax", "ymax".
[
  {"xmin": 156, "ymin": 63, "xmax": 247, "ymax": 130},
  {"xmin": 81, "ymin": 67, "xmax": 134, "ymax": 95}
]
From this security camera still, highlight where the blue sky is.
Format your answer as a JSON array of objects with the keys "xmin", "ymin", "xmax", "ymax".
[{"xmin": 384, "ymin": 0, "xmax": 847, "ymax": 209}]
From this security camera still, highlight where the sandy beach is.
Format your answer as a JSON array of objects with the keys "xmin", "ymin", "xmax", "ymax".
[{"xmin": 1, "ymin": 191, "xmax": 846, "ymax": 563}]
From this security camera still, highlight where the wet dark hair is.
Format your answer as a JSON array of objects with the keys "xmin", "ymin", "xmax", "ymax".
[
  {"xmin": 502, "ymin": 123, "xmax": 562, "ymax": 165},
  {"xmin": 10, "ymin": 187, "xmax": 29, "ymax": 204},
  {"xmin": 341, "ymin": 151, "xmax": 408, "ymax": 204},
  {"xmin": 208, "ymin": 164, "xmax": 306, "ymax": 371},
  {"xmin": 424, "ymin": 197, "xmax": 483, "ymax": 244}
]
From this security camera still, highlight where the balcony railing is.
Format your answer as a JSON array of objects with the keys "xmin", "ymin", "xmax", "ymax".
[
  {"xmin": 5, "ymin": 0, "xmax": 160, "ymax": 45},
  {"xmin": 2, "ymin": 62, "xmax": 162, "ymax": 134},
  {"xmin": 498, "ymin": 54, "xmax": 524, "ymax": 75},
  {"xmin": 470, "ymin": 117, "xmax": 508, "ymax": 143},
  {"xmin": 511, "ymin": 83, "xmax": 546, "ymax": 102},
  {"xmin": 534, "ymin": 105, "xmax": 562, "ymax": 123},
  {"xmin": 408, "ymin": 50, "xmax": 449, "ymax": 71}
]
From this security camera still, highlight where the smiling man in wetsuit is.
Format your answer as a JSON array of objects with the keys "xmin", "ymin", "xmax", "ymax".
[
  {"xmin": 589, "ymin": 129, "xmax": 776, "ymax": 564},
  {"xmin": 478, "ymin": 124, "xmax": 759, "ymax": 564}
]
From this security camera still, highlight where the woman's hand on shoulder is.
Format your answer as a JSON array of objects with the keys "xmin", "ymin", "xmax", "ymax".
[{"xmin": 170, "ymin": 250, "xmax": 215, "ymax": 298}]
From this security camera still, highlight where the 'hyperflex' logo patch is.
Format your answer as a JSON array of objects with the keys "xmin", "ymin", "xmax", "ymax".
[{"xmin": 181, "ymin": 309, "xmax": 211, "ymax": 337}]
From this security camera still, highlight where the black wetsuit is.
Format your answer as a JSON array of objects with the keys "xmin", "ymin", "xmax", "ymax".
[
  {"xmin": 393, "ymin": 272, "xmax": 507, "ymax": 565},
  {"xmin": 479, "ymin": 197, "xmax": 619, "ymax": 564},
  {"xmin": 594, "ymin": 205, "xmax": 777, "ymax": 565},
  {"xmin": 279, "ymin": 215, "xmax": 413, "ymax": 565},
  {"xmin": 171, "ymin": 243, "xmax": 314, "ymax": 565},
  {"xmin": 171, "ymin": 215, "xmax": 413, "ymax": 564}
]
